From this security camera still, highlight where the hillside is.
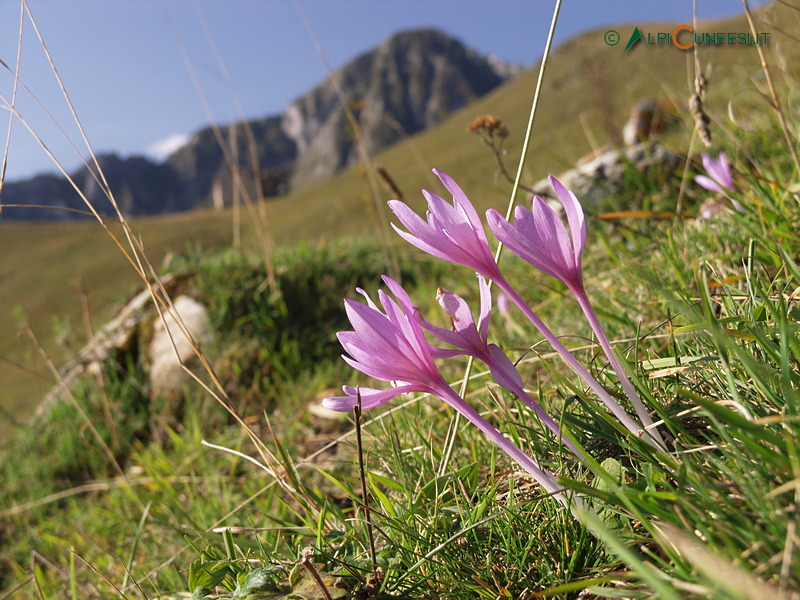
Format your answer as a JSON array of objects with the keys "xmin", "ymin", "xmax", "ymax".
[{"xmin": 0, "ymin": 2, "xmax": 795, "ymax": 429}]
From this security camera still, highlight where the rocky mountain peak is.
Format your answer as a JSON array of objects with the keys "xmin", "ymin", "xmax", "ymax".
[{"xmin": 1, "ymin": 28, "xmax": 518, "ymax": 220}]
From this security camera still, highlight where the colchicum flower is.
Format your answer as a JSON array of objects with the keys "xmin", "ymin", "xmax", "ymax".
[
  {"xmin": 392, "ymin": 170, "xmax": 661, "ymax": 449},
  {"xmin": 487, "ymin": 176, "xmax": 586, "ymax": 294},
  {"xmin": 418, "ymin": 276, "xmax": 582, "ymax": 458},
  {"xmin": 388, "ymin": 169, "xmax": 505, "ymax": 282},
  {"xmin": 322, "ymin": 276, "xmax": 566, "ymax": 500},
  {"xmin": 487, "ymin": 176, "xmax": 665, "ymax": 449},
  {"xmin": 695, "ymin": 152, "xmax": 743, "ymax": 214}
]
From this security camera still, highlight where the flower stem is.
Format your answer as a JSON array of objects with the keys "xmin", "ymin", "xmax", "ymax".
[
  {"xmin": 438, "ymin": 386, "xmax": 569, "ymax": 504},
  {"xmin": 490, "ymin": 368, "xmax": 584, "ymax": 460},
  {"xmin": 496, "ymin": 279, "xmax": 664, "ymax": 450},
  {"xmin": 572, "ymin": 289, "xmax": 666, "ymax": 448}
]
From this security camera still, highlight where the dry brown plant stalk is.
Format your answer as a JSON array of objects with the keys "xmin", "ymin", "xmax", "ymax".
[
  {"xmin": 742, "ymin": 0, "xmax": 800, "ymax": 177},
  {"xmin": 468, "ymin": 114, "xmax": 534, "ymax": 195}
]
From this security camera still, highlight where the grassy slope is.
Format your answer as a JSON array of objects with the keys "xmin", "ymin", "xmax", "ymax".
[{"xmin": 0, "ymin": 4, "xmax": 793, "ymax": 427}]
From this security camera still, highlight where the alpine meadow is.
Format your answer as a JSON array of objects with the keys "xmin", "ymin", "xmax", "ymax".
[{"xmin": 1, "ymin": 2, "xmax": 799, "ymax": 599}]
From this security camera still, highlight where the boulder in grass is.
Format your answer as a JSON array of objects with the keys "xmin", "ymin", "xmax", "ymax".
[
  {"xmin": 531, "ymin": 143, "xmax": 682, "ymax": 208},
  {"xmin": 148, "ymin": 295, "xmax": 214, "ymax": 402}
]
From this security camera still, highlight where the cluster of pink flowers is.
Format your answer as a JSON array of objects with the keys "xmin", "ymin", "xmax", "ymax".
[{"xmin": 324, "ymin": 169, "xmax": 667, "ymax": 502}]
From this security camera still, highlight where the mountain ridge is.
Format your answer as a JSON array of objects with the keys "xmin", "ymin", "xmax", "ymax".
[{"xmin": 0, "ymin": 28, "xmax": 517, "ymax": 221}]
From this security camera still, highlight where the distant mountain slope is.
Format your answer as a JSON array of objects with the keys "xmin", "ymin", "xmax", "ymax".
[
  {"xmin": 0, "ymin": 155, "xmax": 186, "ymax": 220},
  {"xmin": 283, "ymin": 28, "xmax": 511, "ymax": 187},
  {"xmin": 1, "ymin": 1, "xmax": 795, "ymax": 427},
  {"xmin": 1, "ymin": 28, "xmax": 516, "ymax": 221}
]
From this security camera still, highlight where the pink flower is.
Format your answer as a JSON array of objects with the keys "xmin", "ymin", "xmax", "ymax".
[
  {"xmin": 485, "ymin": 176, "xmax": 665, "ymax": 450},
  {"xmin": 695, "ymin": 152, "xmax": 733, "ymax": 196},
  {"xmin": 323, "ymin": 276, "xmax": 566, "ymax": 499},
  {"xmin": 419, "ymin": 277, "xmax": 582, "ymax": 457},
  {"xmin": 486, "ymin": 175, "xmax": 585, "ymax": 294},
  {"xmin": 323, "ymin": 276, "xmax": 447, "ymax": 411},
  {"xmin": 695, "ymin": 152, "xmax": 743, "ymax": 213},
  {"xmin": 391, "ymin": 170, "xmax": 662, "ymax": 449},
  {"xmin": 388, "ymin": 169, "xmax": 504, "ymax": 282},
  {"xmin": 497, "ymin": 291, "xmax": 511, "ymax": 317}
]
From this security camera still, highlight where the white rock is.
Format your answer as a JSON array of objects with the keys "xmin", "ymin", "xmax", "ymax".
[{"xmin": 148, "ymin": 295, "xmax": 213, "ymax": 398}]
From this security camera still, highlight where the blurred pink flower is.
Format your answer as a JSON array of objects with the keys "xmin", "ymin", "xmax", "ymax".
[
  {"xmin": 497, "ymin": 291, "xmax": 510, "ymax": 316},
  {"xmin": 695, "ymin": 152, "xmax": 743, "ymax": 213}
]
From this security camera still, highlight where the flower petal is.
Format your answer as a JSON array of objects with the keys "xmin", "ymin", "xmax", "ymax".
[
  {"xmin": 477, "ymin": 275, "xmax": 492, "ymax": 343},
  {"xmin": 322, "ymin": 384, "xmax": 424, "ymax": 411},
  {"xmin": 389, "ymin": 172, "xmax": 502, "ymax": 280},
  {"xmin": 417, "ymin": 309, "xmax": 466, "ymax": 349},
  {"xmin": 489, "ymin": 206, "xmax": 560, "ymax": 281},
  {"xmin": 529, "ymin": 197, "xmax": 574, "ymax": 272},
  {"xmin": 487, "ymin": 183, "xmax": 585, "ymax": 292},
  {"xmin": 486, "ymin": 344, "xmax": 524, "ymax": 389},
  {"xmin": 549, "ymin": 175, "xmax": 586, "ymax": 259},
  {"xmin": 434, "ymin": 168, "xmax": 486, "ymax": 234},
  {"xmin": 695, "ymin": 174, "xmax": 726, "ymax": 196}
]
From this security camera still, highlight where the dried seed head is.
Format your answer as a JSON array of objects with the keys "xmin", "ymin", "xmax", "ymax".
[
  {"xmin": 468, "ymin": 114, "xmax": 508, "ymax": 138},
  {"xmin": 695, "ymin": 73, "xmax": 709, "ymax": 98},
  {"xmin": 375, "ymin": 164, "xmax": 403, "ymax": 200},
  {"xmin": 690, "ymin": 93, "xmax": 712, "ymax": 146}
]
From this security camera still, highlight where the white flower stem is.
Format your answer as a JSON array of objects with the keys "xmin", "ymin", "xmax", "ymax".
[
  {"xmin": 490, "ymin": 368, "xmax": 585, "ymax": 460},
  {"xmin": 497, "ymin": 280, "xmax": 664, "ymax": 450},
  {"xmin": 572, "ymin": 290, "xmax": 666, "ymax": 448}
]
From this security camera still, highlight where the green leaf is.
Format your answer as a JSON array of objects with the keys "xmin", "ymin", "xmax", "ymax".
[
  {"xmin": 189, "ymin": 559, "xmax": 236, "ymax": 591},
  {"xmin": 191, "ymin": 586, "xmax": 215, "ymax": 600},
  {"xmin": 244, "ymin": 566, "xmax": 286, "ymax": 592},
  {"xmin": 593, "ymin": 458, "xmax": 626, "ymax": 494}
]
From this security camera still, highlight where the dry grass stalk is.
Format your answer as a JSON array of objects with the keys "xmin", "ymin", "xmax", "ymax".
[
  {"xmin": 375, "ymin": 164, "xmax": 403, "ymax": 200},
  {"xmin": 742, "ymin": 0, "xmax": 800, "ymax": 177}
]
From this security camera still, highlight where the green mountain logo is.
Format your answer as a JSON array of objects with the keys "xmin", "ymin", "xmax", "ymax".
[{"xmin": 625, "ymin": 27, "xmax": 644, "ymax": 51}]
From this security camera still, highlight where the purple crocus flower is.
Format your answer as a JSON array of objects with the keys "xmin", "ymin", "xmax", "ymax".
[
  {"xmin": 323, "ymin": 276, "xmax": 566, "ymax": 500},
  {"xmin": 392, "ymin": 170, "xmax": 662, "ymax": 449},
  {"xmin": 487, "ymin": 176, "xmax": 586, "ymax": 294},
  {"xmin": 388, "ymin": 169, "xmax": 505, "ymax": 282},
  {"xmin": 487, "ymin": 176, "xmax": 665, "ymax": 449},
  {"xmin": 417, "ymin": 276, "xmax": 582, "ymax": 458},
  {"xmin": 695, "ymin": 152, "xmax": 743, "ymax": 212}
]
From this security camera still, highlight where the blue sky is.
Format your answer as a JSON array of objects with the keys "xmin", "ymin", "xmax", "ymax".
[{"xmin": 0, "ymin": 0, "xmax": 766, "ymax": 182}]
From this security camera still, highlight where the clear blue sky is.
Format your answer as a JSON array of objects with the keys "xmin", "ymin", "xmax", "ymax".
[{"xmin": 0, "ymin": 0, "xmax": 767, "ymax": 182}]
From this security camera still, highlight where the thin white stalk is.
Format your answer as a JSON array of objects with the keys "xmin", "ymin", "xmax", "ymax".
[
  {"xmin": 499, "ymin": 0, "xmax": 564, "ymax": 228},
  {"xmin": 497, "ymin": 280, "xmax": 664, "ymax": 450},
  {"xmin": 572, "ymin": 290, "xmax": 666, "ymax": 447},
  {"xmin": 489, "ymin": 366, "xmax": 584, "ymax": 460}
]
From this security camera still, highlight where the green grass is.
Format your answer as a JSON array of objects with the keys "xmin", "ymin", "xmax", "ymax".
[{"xmin": 2, "ymin": 2, "xmax": 800, "ymax": 598}]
